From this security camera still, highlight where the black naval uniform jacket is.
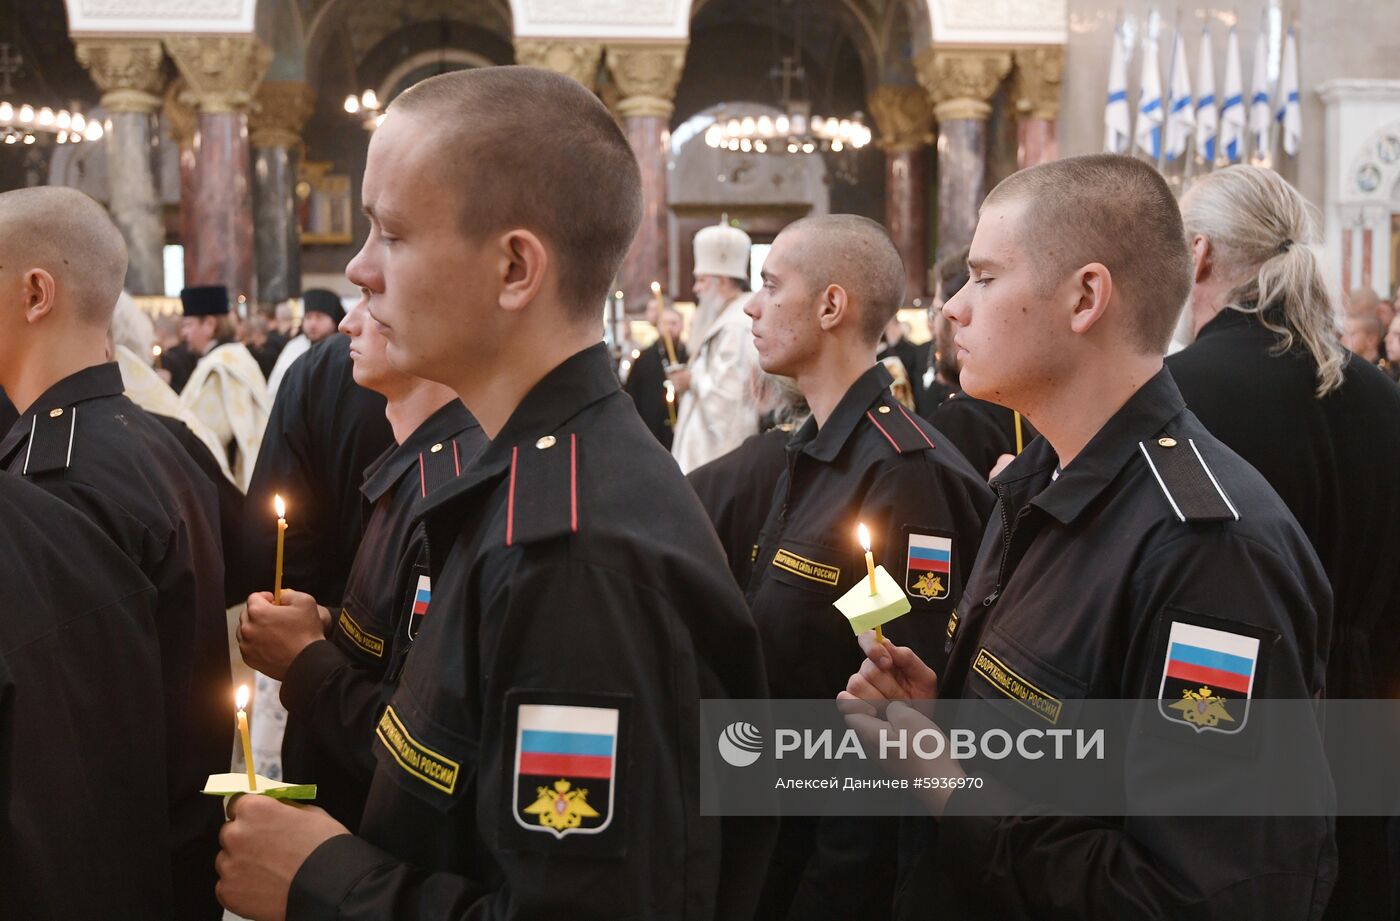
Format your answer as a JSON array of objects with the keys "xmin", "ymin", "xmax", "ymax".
[
  {"xmin": 743, "ymin": 364, "xmax": 993, "ymax": 921},
  {"xmin": 0, "ymin": 362, "xmax": 231, "ymax": 921},
  {"xmin": 0, "ymin": 475, "xmax": 173, "ymax": 920},
  {"xmin": 280, "ymin": 400, "xmax": 484, "ymax": 830},
  {"xmin": 895, "ymin": 368, "xmax": 1335, "ymax": 921},
  {"xmin": 925, "ymin": 392, "xmax": 1037, "ymax": 481},
  {"xmin": 286, "ymin": 344, "xmax": 775, "ymax": 921},
  {"xmin": 746, "ymin": 363, "xmax": 995, "ymax": 698},
  {"xmin": 232, "ymin": 334, "xmax": 393, "ymax": 607},
  {"xmin": 688, "ymin": 424, "xmax": 795, "ymax": 589}
]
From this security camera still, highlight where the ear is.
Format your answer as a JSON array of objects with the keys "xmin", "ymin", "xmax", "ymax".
[
  {"xmin": 497, "ymin": 229, "xmax": 549, "ymax": 315},
  {"xmin": 816, "ymin": 283, "xmax": 849, "ymax": 332},
  {"xmin": 21, "ymin": 268, "xmax": 56, "ymax": 324},
  {"xmin": 1068, "ymin": 262, "xmax": 1113, "ymax": 336},
  {"xmin": 1191, "ymin": 235, "xmax": 1211, "ymax": 284}
]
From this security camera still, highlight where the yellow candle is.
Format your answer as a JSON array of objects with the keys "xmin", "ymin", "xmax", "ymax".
[
  {"xmin": 660, "ymin": 329, "xmax": 679, "ymax": 366},
  {"xmin": 664, "ymin": 381, "xmax": 677, "ymax": 426},
  {"xmin": 235, "ymin": 684, "xmax": 256, "ymax": 791},
  {"xmin": 857, "ymin": 523, "xmax": 884, "ymax": 643},
  {"xmin": 1014, "ymin": 411, "xmax": 1024, "ymax": 455},
  {"xmin": 273, "ymin": 494, "xmax": 287, "ymax": 605}
]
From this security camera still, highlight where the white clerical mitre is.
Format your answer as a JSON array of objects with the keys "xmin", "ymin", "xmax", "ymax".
[{"xmin": 693, "ymin": 220, "xmax": 752, "ymax": 281}]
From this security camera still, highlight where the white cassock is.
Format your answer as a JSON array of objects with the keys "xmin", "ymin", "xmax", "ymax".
[
  {"xmin": 180, "ymin": 340, "xmax": 270, "ymax": 492},
  {"xmin": 672, "ymin": 292, "xmax": 760, "ymax": 474}
]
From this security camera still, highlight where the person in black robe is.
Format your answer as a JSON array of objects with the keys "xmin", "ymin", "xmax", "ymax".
[{"xmin": 623, "ymin": 305, "xmax": 688, "ymax": 448}]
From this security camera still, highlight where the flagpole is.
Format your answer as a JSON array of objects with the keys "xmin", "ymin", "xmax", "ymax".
[{"xmin": 1155, "ymin": 10, "xmax": 1168, "ymax": 175}]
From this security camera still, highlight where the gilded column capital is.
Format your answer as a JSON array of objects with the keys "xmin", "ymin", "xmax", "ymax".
[
  {"xmin": 867, "ymin": 85, "xmax": 934, "ymax": 152},
  {"xmin": 249, "ymin": 81, "xmax": 316, "ymax": 149},
  {"xmin": 513, "ymin": 39, "xmax": 604, "ymax": 89},
  {"xmin": 605, "ymin": 43, "xmax": 687, "ymax": 119},
  {"xmin": 165, "ymin": 35, "xmax": 271, "ymax": 114},
  {"xmin": 915, "ymin": 47, "xmax": 1012, "ymax": 122},
  {"xmin": 75, "ymin": 39, "xmax": 166, "ymax": 114},
  {"xmin": 1012, "ymin": 46, "xmax": 1064, "ymax": 121},
  {"xmin": 163, "ymin": 79, "xmax": 197, "ymax": 148}
]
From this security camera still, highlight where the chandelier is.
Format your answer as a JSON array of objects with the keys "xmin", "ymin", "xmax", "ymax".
[
  {"xmin": 703, "ymin": 54, "xmax": 871, "ymax": 184},
  {"xmin": 704, "ymin": 100, "xmax": 872, "ymax": 155},
  {"xmin": 0, "ymin": 43, "xmax": 104, "ymax": 146}
]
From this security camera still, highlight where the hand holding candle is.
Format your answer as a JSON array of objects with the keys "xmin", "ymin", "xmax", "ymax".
[
  {"xmin": 236, "ymin": 684, "xmax": 256, "ymax": 791},
  {"xmin": 273, "ymin": 494, "xmax": 287, "ymax": 605}
]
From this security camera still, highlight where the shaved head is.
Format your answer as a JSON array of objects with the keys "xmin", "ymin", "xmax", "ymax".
[
  {"xmin": 0, "ymin": 187, "xmax": 128, "ymax": 327},
  {"xmin": 780, "ymin": 214, "xmax": 906, "ymax": 343},
  {"xmin": 984, "ymin": 154, "xmax": 1191, "ymax": 353}
]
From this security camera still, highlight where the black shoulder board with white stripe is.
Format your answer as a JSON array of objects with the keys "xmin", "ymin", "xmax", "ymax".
[
  {"xmin": 865, "ymin": 396, "xmax": 937, "ymax": 455},
  {"xmin": 1138, "ymin": 436, "xmax": 1239, "ymax": 523},
  {"xmin": 23, "ymin": 406, "xmax": 77, "ymax": 476}
]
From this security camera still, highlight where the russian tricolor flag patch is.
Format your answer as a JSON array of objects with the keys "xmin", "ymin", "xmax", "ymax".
[
  {"xmin": 1158, "ymin": 620, "xmax": 1260, "ymax": 734},
  {"xmin": 905, "ymin": 531, "xmax": 952, "ymax": 601},
  {"xmin": 513, "ymin": 703, "xmax": 618, "ymax": 838}
]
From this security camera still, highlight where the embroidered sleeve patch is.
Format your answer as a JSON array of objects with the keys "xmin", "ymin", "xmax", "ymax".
[
  {"xmin": 376, "ymin": 704, "xmax": 461, "ymax": 794},
  {"xmin": 972, "ymin": 647, "xmax": 1063, "ymax": 725},
  {"xmin": 772, "ymin": 548, "xmax": 841, "ymax": 586},
  {"xmin": 905, "ymin": 532, "xmax": 952, "ymax": 601},
  {"xmin": 336, "ymin": 607, "xmax": 384, "ymax": 658},
  {"xmin": 1158, "ymin": 621, "xmax": 1259, "ymax": 734},
  {"xmin": 513, "ymin": 704, "xmax": 618, "ymax": 838}
]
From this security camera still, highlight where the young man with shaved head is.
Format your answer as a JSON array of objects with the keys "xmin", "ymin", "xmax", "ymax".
[
  {"xmin": 214, "ymin": 66, "xmax": 772, "ymax": 921},
  {"xmin": 841, "ymin": 155, "xmax": 1335, "ymax": 919},
  {"xmin": 236, "ymin": 294, "xmax": 482, "ymax": 831},
  {"xmin": 742, "ymin": 214, "xmax": 994, "ymax": 920},
  {"xmin": 0, "ymin": 185, "xmax": 230, "ymax": 920}
]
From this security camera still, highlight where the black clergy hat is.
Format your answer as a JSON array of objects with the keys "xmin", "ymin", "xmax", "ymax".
[
  {"xmin": 180, "ymin": 285, "xmax": 230, "ymax": 317},
  {"xmin": 302, "ymin": 288, "xmax": 345, "ymax": 325}
]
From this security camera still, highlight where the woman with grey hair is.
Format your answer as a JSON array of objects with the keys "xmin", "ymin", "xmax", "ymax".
[{"xmin": 1167, "ymin": 164, "xmax": 1400, "ymax": 921}]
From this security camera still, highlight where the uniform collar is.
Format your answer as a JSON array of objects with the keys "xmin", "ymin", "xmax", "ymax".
[
  {"xmin": 360, "ymin": 399, "xmax": 480, "ymax": 503},
  {"xmin": 794, "ymin": 362, "xmax": 893, "ymax": 463},
  {"xmin": 994, "ymin": 366, "xmax": 1187, "ymax": 525},
  {"xmin": 424, "ymin": 342, "xmax": 620, "ymax": 505},
  {"xmin": 0, "ymin": 362, "xmax": 124, "ymax": 461}
]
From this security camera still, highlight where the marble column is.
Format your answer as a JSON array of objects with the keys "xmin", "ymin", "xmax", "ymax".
[
  {"xmin": 75, "ymin": 39, "xmax": 166, "ymax": 295},
  {"xmin": 165, "ymin": 36, "xmax": 271, "ymax": 304},
  {"xmin": 249, "ymin": 82, "xmax": 315, "ymax": 307},
  {"xmin": 868, "ymin": 85, "xmax": 934, "ymax": 301},
  {"xmin": 917, "ymin": 48, "xmax": 1012, "ymax": 263},
  {"xmin": 1012, "ymin": 47, "xmax": 1063, "ymax": 169},
  {"xmin": 164, "ymin": 82, "xmax": 200, "ymax": 289},
  {"xmin": 606, "ymin": 43, "xmax": 686, "ymax": 311},
  {"xmin": 513, "ymin": 40, "xmax": 604, "ymax": 87}
]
